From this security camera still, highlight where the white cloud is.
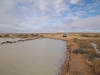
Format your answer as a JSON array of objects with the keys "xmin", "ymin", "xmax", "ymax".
[
  {"xmin": 31, "ymin": 0, "xmax": 70, "ymax": 16},
  {"xmin": 70, "ymin": 0, "xmax": 82, "ymax": 4},
  {"xmin": 0, "ymin": 0, "xmax": 100, "ymax": 33},
  {"xmin": 65, "ymin": 15, "xmax": 100, "ymax": 31},
  {"xmin": 89, "ymin": 10, "xmax": 96, "ymax": 12}
]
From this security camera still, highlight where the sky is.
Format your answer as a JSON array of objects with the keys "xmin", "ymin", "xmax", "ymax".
[{"xmin": 0, "ymin": 0, "xmax": 100, "ymax": 33}]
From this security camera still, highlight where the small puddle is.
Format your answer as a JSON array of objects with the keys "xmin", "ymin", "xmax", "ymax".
[
  {"xmin": 0, "ymin": 38, "xmax": 67, "ymax": 75},
  {"xmin": 91, "ymin": 43, "xmax": 100, "ymax": 53}
]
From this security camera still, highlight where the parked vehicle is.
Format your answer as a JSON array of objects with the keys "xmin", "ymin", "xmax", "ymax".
[{"xmin": 62, "ymin": 33, "xmax": 67, "ymax": 37}]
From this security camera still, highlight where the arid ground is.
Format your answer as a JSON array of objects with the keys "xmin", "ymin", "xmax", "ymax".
[{"xmin": 0, "ymin": 32, "xmax": 100, "ymax": 75}]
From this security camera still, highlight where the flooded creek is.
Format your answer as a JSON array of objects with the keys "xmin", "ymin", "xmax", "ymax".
[{"xmin": 0, "ymin": 38, "xmax": 67, "ymax": 75}]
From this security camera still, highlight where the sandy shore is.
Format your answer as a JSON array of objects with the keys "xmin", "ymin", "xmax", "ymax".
[{"xmin": 0, "ymin": 33, "xmax": 100, "ymax": 75}]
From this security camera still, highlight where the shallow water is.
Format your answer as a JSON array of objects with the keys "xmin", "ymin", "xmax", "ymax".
[
  {"xmin": 0, "ymin": 38, "xmax": 67, "ymax": 75},
  {"xmin": 0, "ymin": 38, "xmax": 21, "ymax": 43},
  {"xmin": 91, "ymin": 43, "xmax": 100, "ymax": 53}
]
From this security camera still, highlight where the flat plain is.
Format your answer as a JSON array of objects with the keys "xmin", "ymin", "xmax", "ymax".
[{"xmin": 0, "ymin": 32, "xmax": 100, "ymax": 75}]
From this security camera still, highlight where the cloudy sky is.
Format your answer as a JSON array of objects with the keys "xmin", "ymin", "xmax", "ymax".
[{"xmin": 0, "ymin": 0, "xmax": 100, "ymax": 33}]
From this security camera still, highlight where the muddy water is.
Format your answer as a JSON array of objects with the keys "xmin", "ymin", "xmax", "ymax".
[
  {"xmin": 0, "ymin": 38, "xmax": 66, "ymax": 75},
  {"xmin": 0, "ymin": 38, "xmax": 21, "ymax": 43}
]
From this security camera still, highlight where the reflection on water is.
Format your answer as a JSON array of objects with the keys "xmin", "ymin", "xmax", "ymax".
[{"xmin": 0, "ymin": 38, "xmax": 67, "ymax": 75}]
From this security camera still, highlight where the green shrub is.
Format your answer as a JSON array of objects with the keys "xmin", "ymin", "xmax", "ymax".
[
  {"xmin": 73, "ymin": 38, "xmax": 78, "ymax": 42},
  {"xmin": 73, "ymin": 47, "xmax": 85, "ymax": 54}
]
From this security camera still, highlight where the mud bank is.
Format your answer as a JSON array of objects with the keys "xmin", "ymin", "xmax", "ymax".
[{"xmin": 59, "ymin": 42, "xmax": 70, "ymax": 75}]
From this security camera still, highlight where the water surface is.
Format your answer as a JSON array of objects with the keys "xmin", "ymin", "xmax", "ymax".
[
  {"xmin": 91, "ymin": 43, "xmax": 100, "ymax": 53},
  {"xmin": 0, "ymin": 38, "xmax": 66, "ymax": 75},
  {"xmin": 0, "ymin": 38, "xmax": 21, "ymax": 43}
]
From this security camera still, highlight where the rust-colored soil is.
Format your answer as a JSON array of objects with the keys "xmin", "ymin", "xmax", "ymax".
[{"xmin": 67, "ymin": 40, "xmax": 93, "ymax": 75}]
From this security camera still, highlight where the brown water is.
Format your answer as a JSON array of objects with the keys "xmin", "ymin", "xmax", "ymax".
[{"xmin": 0, "ymin": 38, "xmax": 67, "ymax": 75}]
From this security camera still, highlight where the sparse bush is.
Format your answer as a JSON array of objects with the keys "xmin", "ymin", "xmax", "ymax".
[
  {"xmin": 94, "ymin": 35, "xmax": 99, "ymax": 37},
  {"xmin": 34, "ymin": 34, "xmax": 38, "ymax": 36},
  {"xmin": 40, "ymin": 35, "xmax": 44, "ymax": 38},
  {"xmin": 84, "ymin": 54, "xmax": 95, "ymax": 61},
  {"xmin": 73, "ymin": 47, "xmax": 85, "ymax": 54},
  {"xmin": 95, "ymin": 53, "xmax": 100, "ymax": 58},
  {"xmin": 31, "ymin": 34, "xmax": 34, "ymax": 36},
  {"xmin": 4, "ymin": 34, "xmax": 9, "ymax": 37},
  {"xmin": 25, "ymin": 34, "xmax": 28, "ymax": 36},
  {"xmin": 0, "ymin": 35, "xmax": 2, "ymax": 37},
  {"xmin": 73, "ymin": 49, "xmax": 78, "ymax": 54},
  {"xmin": 81, "ymin": 34, "xmax": 89, "ymax": 37},
  {"xmin": 73, "ymin": 38, "xmax": 78, "ymax": 42},
  {"xmin": 18, "ymin": 34, "xmax": 22, "ymax": 36},
  {"xmin": 86, "ymin": 49, "xmax": 96, "ymax": 57},
  {"xmin": 52, "ymin": 34, "xmax": 55, "ymax": 36}
]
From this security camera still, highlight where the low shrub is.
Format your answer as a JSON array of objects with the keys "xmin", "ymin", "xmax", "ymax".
[
  {"xmin": 73, "ymin": 38, "xmax": 78, "ymax": 42},
  {"xmin": 35, "ymin": 34, "xmax": 38, "ymax": 36},
  {"xmin": 4, "ymin": 34, "xmax": 9, "ymax": 37},
  {"xmin": 95, "ymin": 53, "xmax": 100, "ymax": 58},
  {"xmin": 0, "ymin": 35, "xmax": 2, "ymax": 37},
  {"xmin": 40, "ymin": 35, "xmax": 44, "ymax": 38},
  {"xmin": 73, "ymin": 47, "xmax": 85, "ymax": 54},
  {"xmin": 31, "ymin": 34, "xmax": 34, "ymax": 36},
  {"xmin": 81, "ymin": 34, "xmax": 89, "ymax": 37},
  {"xmin": 84, "ymin": 54, "xmax": 95, "ymax": 61},
  {"xmin": 94, "ymin": 35, "xmax": 99, "ymax": 37},
  {"xmin": 86, "ymin": 49, "xmax": 96, "ymax": 57}
]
